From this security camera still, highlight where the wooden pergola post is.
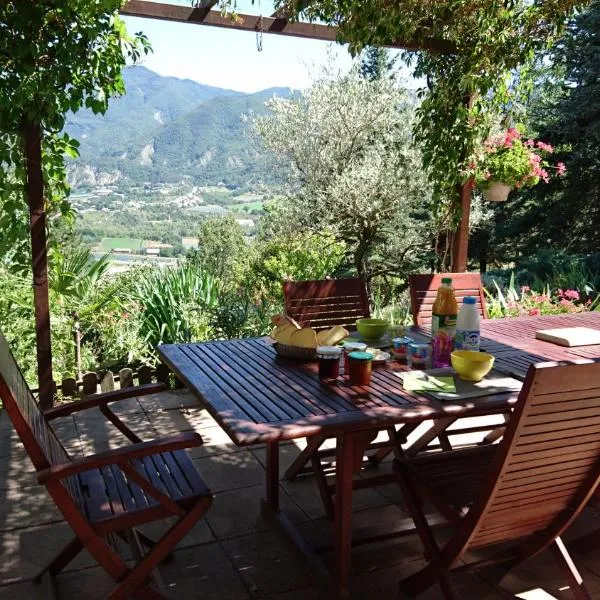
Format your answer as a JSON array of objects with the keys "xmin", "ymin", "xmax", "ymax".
[
  {"xmin": 451, "ymin": 179, "xmax": 474, "ymax": 272},
  {"xmin": 23, "ymin": 121, "xmax": 54, "ymax": 409}
]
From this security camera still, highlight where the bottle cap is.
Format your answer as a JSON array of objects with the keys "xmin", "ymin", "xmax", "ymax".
[
  {"xmin": 441, "ymin": 277, "xmax": 452, "ymax": 285},
  {"xmin": 463, "ymin": 296, "xmax": 476, "ymax": 305},
  {"xmin": 348, "ymin": 351, "xmax": 374, "ymax": 361}
]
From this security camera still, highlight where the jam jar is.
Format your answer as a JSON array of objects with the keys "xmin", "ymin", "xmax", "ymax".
[
  {"xmin": 316, "ymin": 345, "xmax": 342, "ymax": 380},
  {"xmin": 347, "ymin": 351, "xmax": 374, "ymax": 386}
]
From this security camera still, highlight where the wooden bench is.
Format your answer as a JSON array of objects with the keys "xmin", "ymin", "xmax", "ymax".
[
  {"xmin": 0, "ymin": 329, "xmax": 213, "ymax": 598},
  {"xmin": 409, "ymin": 272, "xmax": 488, "ymax": 327},
  {"xmin": 283, "ymin": 277, "xmax": 370, "ymax": 331}
]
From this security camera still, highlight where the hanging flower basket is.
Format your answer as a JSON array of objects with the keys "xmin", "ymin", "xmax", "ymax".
[
  {"xmin": 469, "ymin": 126, "xmax": 567, "ymax": 201},
  {"xmin": 483, "ymin": 181, "xmax": 512, "ymax": 202}
]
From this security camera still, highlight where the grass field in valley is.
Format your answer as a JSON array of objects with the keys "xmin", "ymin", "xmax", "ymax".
[
  {"xmin": 229, "ymin": 201, "xmax": 264, "ymax": 212},
  {"xmin": 97, "ymin": 237, "xmax": 144, "ymax": 252}
]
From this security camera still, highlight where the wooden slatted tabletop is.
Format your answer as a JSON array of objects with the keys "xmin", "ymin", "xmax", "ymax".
[
  {"xmin": 481, "ymin": 313, "xmax": 600, "ymax": 379},
  {"xmin": 159, "ymin": 336, "xmax": 520, "ymax": 447}
]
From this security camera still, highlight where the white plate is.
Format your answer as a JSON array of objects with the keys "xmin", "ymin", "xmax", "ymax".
[{"xmin": 367, "ymin": 350, "xmax": 391, "ymax": 363}]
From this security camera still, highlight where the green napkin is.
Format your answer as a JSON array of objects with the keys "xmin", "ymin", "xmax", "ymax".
[{"xmin": 402, "ymin": 371, "xmax": 456, "ymax": 393}]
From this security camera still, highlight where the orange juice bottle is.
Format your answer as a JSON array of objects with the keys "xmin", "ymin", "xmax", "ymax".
[
  {"xmin": 431, "ymin": 278, "xmax": 458, "ymax": 368},
  {"xmin": 431, "ymin": 277, "xmax": 458, "ymax": 336}
]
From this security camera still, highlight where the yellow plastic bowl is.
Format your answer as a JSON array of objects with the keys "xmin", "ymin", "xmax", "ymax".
[{"xmin": 451, "ymin": 350, "xmax": 494, "ymax": 382}]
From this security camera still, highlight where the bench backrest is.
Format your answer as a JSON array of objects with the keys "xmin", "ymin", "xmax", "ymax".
[
  {"xmin": 0, "ymin": 330, "xmax": 71, "ymax": 471},
  {"xmin": 283, "ymin": 278, "xmax": 370, "ymax": 331},
  {"xmin": 409, "ymin": 273, "xmax": 488, "ymax": 327},
  {"xmin": 453, "ymin": 360, "xmax": 600, "ymax": 558}
]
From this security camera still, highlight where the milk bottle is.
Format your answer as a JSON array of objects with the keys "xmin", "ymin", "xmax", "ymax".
[{"xmin": 454, "ymin": 296, "xmax": 481, "ymax": 352}]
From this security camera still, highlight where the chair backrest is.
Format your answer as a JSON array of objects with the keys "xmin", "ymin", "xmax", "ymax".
[
  {"xmin": 0, "ymin": 329, "xmax": 71, "ymax": 472},
  {"xmin": 409, "ymin": 272, "xmax": 488, "ymax": 327},
  {"xmin": 283, "ymin": 278, "xmax": 370, "ymax": 331},
  {"xmin": 450, "ymin": 360, "xmax": 600, "ymax": 560}
]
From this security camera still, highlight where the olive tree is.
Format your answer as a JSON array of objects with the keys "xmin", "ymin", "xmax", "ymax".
[{"xmin": 252, "ymin": 67, "xmax": 435, "ymax": 284}]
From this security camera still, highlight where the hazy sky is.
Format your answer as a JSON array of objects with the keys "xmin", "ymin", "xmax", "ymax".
[{"xmin": 122, "ymin": 1, "xmax": 414, "ymax": 93}]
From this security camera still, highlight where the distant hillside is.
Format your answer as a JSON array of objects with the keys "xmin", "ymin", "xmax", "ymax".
[{"xmin": 66, "ymin": 66, "xmax": 292, "ymax": 189}]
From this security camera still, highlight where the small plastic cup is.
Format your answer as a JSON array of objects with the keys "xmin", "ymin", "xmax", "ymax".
[
  {"xmin": 407, "ymin": 343, "xmax": 430, "ymax": 369},
  {"xmin": 317, "ymin": 346, "xmax": 342, "ymax": 380},
  {"xmin": 342, "ymin": 342, "xmax": 367, "ymax": 375},
  {"xmin": 347, "ymin": 351, "xmax": 374, "ymax": 386},
  {"xmin": 392, "ymin": 336, "xmax": 413, "ymax": 361}
]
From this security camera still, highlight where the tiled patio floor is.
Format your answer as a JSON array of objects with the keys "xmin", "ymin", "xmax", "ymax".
[{"xmin": 1, "ymin": 389, "xmax": 600, "ymax": 599}]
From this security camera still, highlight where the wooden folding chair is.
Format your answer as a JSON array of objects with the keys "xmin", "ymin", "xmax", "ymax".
[
  {"xmin": 394, "ymin": 359, "xmax": 600, "ymax": 599},
  {"xmin": 283, "ymin": 277, "xmax": 370, "ymax": 331},
  {"xmin": 283, "ymin": 277, "xmax": 384, "ymax": 494},
  {"xmin": 0, "ymin": 329, "xmax": 213, "ymax": 599},
  {"xmin": 409, "ymin": 272, "xmax": 488, "ymax": 328}
]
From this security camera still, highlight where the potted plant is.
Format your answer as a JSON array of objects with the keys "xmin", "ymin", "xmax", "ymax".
[{"xmin": 470, "ymin": 127, "xmax": 566, "ymax": 201}]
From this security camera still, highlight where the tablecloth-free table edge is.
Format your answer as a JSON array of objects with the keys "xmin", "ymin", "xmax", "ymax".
[{"xmin": 158, "ymin": 340, "xmax": 521, "ymax": 446}]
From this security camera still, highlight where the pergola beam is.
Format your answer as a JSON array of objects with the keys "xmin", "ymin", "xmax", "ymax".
[{"xmin": 120, "ymin": 1, "xmax": 455, "ymax": 54}]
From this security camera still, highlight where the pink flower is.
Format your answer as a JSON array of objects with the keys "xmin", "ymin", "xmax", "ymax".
[
  {"xmin": 536, "ymin": 141, "xmax": 554, "ymax": 153},
  {"xmin": 557, "ymin": 162, "xmax": 566, "ymax": 176},
  {"xmin": 484, "ymin": 170, "xmax": 492, "ymax": 180},
  {"xmin": 559, "ymin": 299, "xmax": 572, "ymax": 307},
  {"xmin": 525, "ymin": 139, "xmax": 535, "ymax": 147},
  {"xmin": 564, "ymin": 289, "xmax": 580, "ymax": 301},
  {"xmin": 521, "ymin": 285, "xmax": 530, "ymax": 293},
  {"xmin": 528, "ymin": 308, "xmax": 541, "ymax": 316}
]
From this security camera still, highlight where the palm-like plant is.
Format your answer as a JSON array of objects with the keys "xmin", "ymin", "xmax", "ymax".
[{"xmin": 127, "ymin": 262, "xmax": 219, "ymax": 349}]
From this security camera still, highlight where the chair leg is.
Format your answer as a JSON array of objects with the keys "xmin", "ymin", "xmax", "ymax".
[
  {"xmin": 369, "ymin": 425, "xmax": 412, "ymax": 465},
  {"xmin": 284, "ymin": 435, "xmax": 327, "ymax": 480},
  {"xmin": 33, "ymin": 536, "xmax": 83, "ymax": 582},
  {"xmin": 479, "ymin": 413, "xmax": 511, "ymax": 446},
  {"xmin": 394, "ymin": 460, "xmax": 456, "ymax": 598},
  {"xmin": 550, "ymin": 537, "xmax": 592, "ymax": 600},
  {"xmin": 101, "ymin": 404, "xmax": 143, "ymax": 443},
  {"xmin": 108, "ymin": 496, "xmax": 212, "ymax": 599},
  {"xmin": 117, "ymin": 529, "xmax": 175, "ymax": 563},
  {"xmin": 311, "ymin": 453, "xmax": 335, "ymax": 518}
]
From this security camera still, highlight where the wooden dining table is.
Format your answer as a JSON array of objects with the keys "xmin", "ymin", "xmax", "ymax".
[{"xmin": 157, "ymin": 311, "xmax": 600, "ymax": 599}]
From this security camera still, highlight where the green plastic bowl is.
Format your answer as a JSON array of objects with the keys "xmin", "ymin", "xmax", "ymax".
[{"xmin": 356, "ymin": 318, "xmax": 388, "ymax": 341}]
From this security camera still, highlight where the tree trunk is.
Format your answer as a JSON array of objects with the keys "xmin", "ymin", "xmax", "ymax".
[
  {"xmin": 23, "ymin": 121, "xmax": 54, "ymax": 409},
  {"xmin": 354, "ymin": 238, "xmax": 370, "ymax": 297}
]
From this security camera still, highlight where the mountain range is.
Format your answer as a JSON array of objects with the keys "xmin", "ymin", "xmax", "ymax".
[{"xmin": 66, "ymin": 66, "xmax": 291, "ymax": 189}]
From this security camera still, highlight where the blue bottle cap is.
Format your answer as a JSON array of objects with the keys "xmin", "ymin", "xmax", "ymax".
[{"xmin": 463, "ymin": 296, "xmax": 476, "ymax": 304}]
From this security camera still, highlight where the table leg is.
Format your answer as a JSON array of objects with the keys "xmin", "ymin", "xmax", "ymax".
[
  {"xmin": 265, "ymin": 441, "xmax": 280, "ymax": 511},
  {"xmin": 334, "ymin": 431, "xmax": 356, "ymax": 600}
]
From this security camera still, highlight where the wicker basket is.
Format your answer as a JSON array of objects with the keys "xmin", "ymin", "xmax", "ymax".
[{"xmin": 273, "ymin": 342, "xmax": 317, "ymax": 361}]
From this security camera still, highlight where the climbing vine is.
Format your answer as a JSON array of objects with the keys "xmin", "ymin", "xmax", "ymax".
[{"xmin": 0, "ymin": 1, "xmax": 151, "ymax": 272}]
